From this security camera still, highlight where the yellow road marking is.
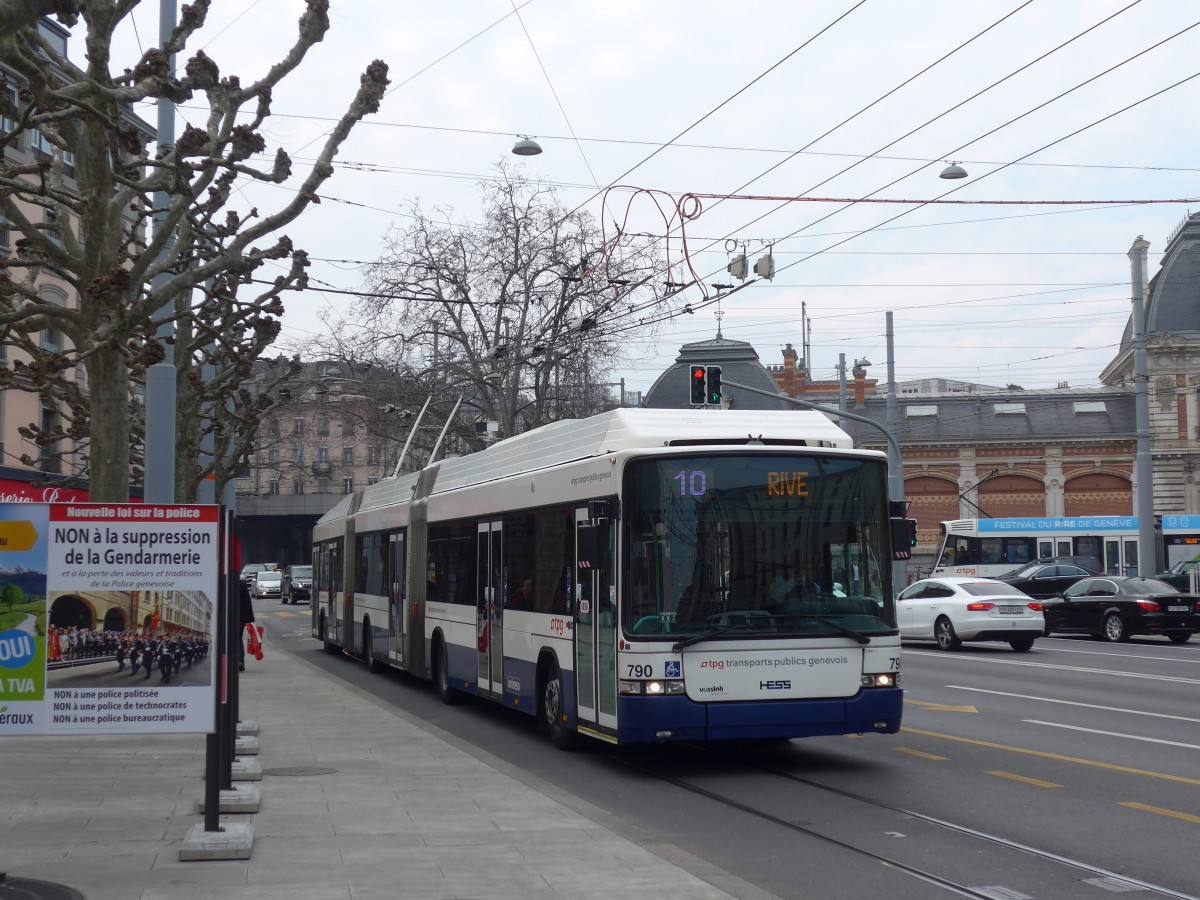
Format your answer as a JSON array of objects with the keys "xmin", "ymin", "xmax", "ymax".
[
  {"xmin": 986, "ymin": 770, "xmax": 1061, "ymax": 789},
  {"xmin": 274, "ymin": 612, "xmax": 298, "ymax": 618},
  {"xmin": 1120, "ymin": 802, "xmax": 1200, "ymax": 824},
  {"xmin": 905, "ymin": 699, "xmax": 979, "ymax": 713},
  {"xmin": 894, "ymin": 747, "xmax": 948, "ymax": 761},
  {"xmin": 904, "ymin": 727, "xmax": 1200, "ymax": 786}
]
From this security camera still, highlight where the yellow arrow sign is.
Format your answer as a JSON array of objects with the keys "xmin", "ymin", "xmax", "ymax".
[
  {"xmin": 905, "ymin": 699, "xmax": 979, "ymax": 713},
  {"xmin": 0, "ymin": 520, "xmax": 39, "ymax": 551}
]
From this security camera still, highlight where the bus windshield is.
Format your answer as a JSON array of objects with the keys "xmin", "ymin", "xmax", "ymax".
[{"xmin": 624, "ymin": 453, "xmax": 896, "ymax": 639}]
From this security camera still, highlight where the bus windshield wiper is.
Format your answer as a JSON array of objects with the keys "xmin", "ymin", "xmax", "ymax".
[
  {"xmin": 671, "ymin": 624, "xmax": 750, "ymax": 652},
  {"xmin": 791, "ymin": 614, "xmax": 871, "ymax": 644}
]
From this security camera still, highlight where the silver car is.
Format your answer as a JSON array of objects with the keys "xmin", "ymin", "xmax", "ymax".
[{"xmin": 253, "ymin": 570, "xmax": 283, "ymax": 600}]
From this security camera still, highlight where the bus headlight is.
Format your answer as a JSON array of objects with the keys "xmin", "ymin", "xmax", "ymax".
[
  {"xmin": 620, "ymin": 680, "xmax": 686, "ymax": 695},
  {"xmin": 861, "ymin": 673, "xmax": 900, "ymax": 688}
]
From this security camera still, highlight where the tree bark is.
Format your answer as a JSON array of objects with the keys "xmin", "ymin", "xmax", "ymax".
[{"xmin": 85, "ymin": 346, "xmax": 130, "ymax": 501}]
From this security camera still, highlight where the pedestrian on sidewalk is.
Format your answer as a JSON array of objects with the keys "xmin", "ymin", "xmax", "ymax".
[{"xmin": 238, "ymin": 582, "xmax": 255, "ymax": 672}]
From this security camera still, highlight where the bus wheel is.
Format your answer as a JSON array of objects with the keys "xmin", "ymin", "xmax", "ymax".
[
  {"xmin": 320, "ymin": 615, "xmax": 338, "ymax": 655},
  {"xmin": 541, "ymin": 661, "xmax": 578, "ymax": 751},
  {"xmin": 364, "ymin": 623, "xmax": 384, "ymax": 674},
  {"xmin": 434, "ymin": 639, "xmax": 460, "ymax": 705}
]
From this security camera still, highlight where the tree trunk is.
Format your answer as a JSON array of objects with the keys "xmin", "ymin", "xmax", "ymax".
[{"xmin": 86, "ymin": 347, "xmax": 131, "ymax": 502}]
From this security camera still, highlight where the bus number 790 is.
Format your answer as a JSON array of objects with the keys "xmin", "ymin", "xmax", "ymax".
[{"xmin": 626, "ymin": 663, "xmax": 652, "ymax": 678}]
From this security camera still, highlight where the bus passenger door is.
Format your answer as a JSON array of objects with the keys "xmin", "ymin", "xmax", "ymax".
[
  {"xmin": 575, "ymin": 506, "xmax": 617, "ymax": 734},
  {"xmin": 388, "ymin": 533, "xmax": 405, "ymax": 665},
  {"xmin": 476, "ymin": 521, "xmax": 503, "ymax": 695}
]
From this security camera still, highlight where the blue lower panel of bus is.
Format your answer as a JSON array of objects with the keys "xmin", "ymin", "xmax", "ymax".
[{"xmin": 616, "ymin": 688, "xmax": 903, "ymax": 743}]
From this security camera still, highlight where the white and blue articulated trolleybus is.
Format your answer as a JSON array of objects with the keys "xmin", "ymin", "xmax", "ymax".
[{"xmin": 311, "ymin": 408, "xmax": 903, "ymax": 748}]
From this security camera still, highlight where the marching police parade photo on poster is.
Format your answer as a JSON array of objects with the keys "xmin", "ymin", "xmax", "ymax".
[{"xmin": 0, "ymin": 502, "xmax": 219, "ymax": 736}]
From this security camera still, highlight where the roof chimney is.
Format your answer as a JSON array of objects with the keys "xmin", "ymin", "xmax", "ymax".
[
  {"xmin": 854, "ymin": 368, "xmax": 867, "ymax": 408},
  {"xmin": 781, "ymin": 344, "xmax": 797, "ymax": 395}
]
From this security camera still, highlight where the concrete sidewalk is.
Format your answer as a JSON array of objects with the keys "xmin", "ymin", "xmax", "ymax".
[{"xmin": 1, "ymin": 621, "xmax": 771, "ymax": 900}]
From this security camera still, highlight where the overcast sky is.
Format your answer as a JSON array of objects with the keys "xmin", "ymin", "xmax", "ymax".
[{"xmin": 101, "ymin": 1, "xmax": 1200, "ymax": 397}]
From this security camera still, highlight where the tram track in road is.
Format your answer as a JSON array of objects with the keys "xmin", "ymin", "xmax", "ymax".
[
  {"xmin": 274, "ymin": 624, "xmax": 1199, "ymax": 898},
  {"xmin": 613, "ymin": 742, "xmax": 1200, "ymax": 900}
]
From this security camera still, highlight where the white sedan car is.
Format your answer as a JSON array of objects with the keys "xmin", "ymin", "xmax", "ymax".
[{"xmin": 897, "ymin": 576, "xmax": 1044, "ymax": 652}]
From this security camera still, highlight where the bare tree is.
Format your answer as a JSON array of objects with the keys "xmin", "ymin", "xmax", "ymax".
[
  {"xmin": 324, "ymin": 165, "xmax": 667, "ymax": 441},
  {"xmin": 0, "ymin": 0, "xmax": 388, "ymax": 501}
]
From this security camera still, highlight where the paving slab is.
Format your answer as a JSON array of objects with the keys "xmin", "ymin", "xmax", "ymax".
[{"xmin": 0, "ymin": 622, "xmax": 771, "ymax": 900}]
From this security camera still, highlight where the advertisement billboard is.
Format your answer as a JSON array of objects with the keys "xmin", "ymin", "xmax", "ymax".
[{"xmin": 0, "ymin": 503, "xmax": 220, "ymax": 736}]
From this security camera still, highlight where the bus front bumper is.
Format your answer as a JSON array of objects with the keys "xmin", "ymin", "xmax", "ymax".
[{"xmin": 615, "ymin": 687, "xmax": 903, "ymax": 744}]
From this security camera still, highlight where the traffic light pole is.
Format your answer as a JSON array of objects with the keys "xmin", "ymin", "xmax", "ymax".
[{"xmin": 720, "ymin": 377, "xmax": 909, "ymax": 586}]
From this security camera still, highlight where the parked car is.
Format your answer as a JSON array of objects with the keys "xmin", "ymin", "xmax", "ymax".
[
  {"xmin": 282, "ymin": 565, "xmax": 313, "ymax": 605},
  {"xmin": 252, "ymin": 570, "xmax": 283, "ymax": 601},
  {"xmin": 992, "ymin": 562, "xmax": 1094, "ymax": 599},
  {"xmin": 897, "ymin": 576, "xmax": 1044, "ymax": 652},
  {"xmin": 1156, "ymin": 557, "xmax": 1200, "ymax": 593},
  {"xmin": 1042, "ymin": 576, "xmax": 1200, "ymax": 643},
  {"xmin": 1033, "ymin": 556, "xmax": 1104, "ymax": 575}
]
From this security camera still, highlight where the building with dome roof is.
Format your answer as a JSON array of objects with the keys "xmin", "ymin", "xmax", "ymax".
[
  {"xmin": 1100, "ymin": 213, "xmax": 1200, "ymax": 516},
  {"xmin": 642, "ymin": 336, "xmax": 794, "ymax": 411}
]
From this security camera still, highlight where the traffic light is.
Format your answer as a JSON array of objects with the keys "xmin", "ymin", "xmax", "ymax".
[
  {"xmin": 706, "ymin": 366, "xmax": 722, "ymax": 404},
  {"xmin": 890, "ymin": 517, "xmax": 919, "ymax": 560},
  {"xmin": 690, "ymin": 366, "xmax": 707, "ymax": 404}
]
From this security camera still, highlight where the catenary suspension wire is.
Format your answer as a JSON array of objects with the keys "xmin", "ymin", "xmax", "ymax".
[
  {"xmin": 591, "ymin": 9, "xmax": 1159, "ymax": 328},
  {"xmin": 510, "ymin": 1, "xmax": 603, "ymax": 195},
  {"xmin": 685, "ymin": 0, "xmax": 1145, "ymax": 252},
  {"xmin": 604, "ymin": 52, "xmax": 1200, "ymax": 340}
]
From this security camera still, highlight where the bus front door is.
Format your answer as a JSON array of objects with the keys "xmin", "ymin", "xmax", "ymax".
[
  {"xmin": 575, "ymin": 508, "xmax": 617, "ymax": 736},
  {"xmin": 476, "ymin": 520, "xmax": 503, "ymax": 696}
]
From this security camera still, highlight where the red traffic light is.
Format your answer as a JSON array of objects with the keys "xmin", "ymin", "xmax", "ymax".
[{"xmin": 690, "ymin": 366, "xmax": 707, "ymax": 404}]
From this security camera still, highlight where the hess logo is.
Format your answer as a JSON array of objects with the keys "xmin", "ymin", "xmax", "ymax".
[{"xmin": 759, "ymin": 680, "xmax": 792, "ymax": 690}]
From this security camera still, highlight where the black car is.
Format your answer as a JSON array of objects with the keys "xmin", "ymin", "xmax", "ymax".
[
  {"xmin": 1034, "ymin": 556, "xmax": 1104, "ymax": 575},
  {"xmin": 1042, "ymin": 576, "xmax": 1200, "ymax": 643},
  {"xmin": 993, "ymin": 562, "xmax": 1093, "ymax": 599},
  {"xmin": 282, "ymin": 565, "xmax": 313, "ymax": 605},
  {"xmin": 1156, "ymin": 558, "xmax": 1199, "ymax": 593}
]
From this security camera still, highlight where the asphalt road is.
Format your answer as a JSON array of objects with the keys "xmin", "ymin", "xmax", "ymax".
[{"xmin": 260, "ymin": 607, "xmax": 1200, "ymax": 899}]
